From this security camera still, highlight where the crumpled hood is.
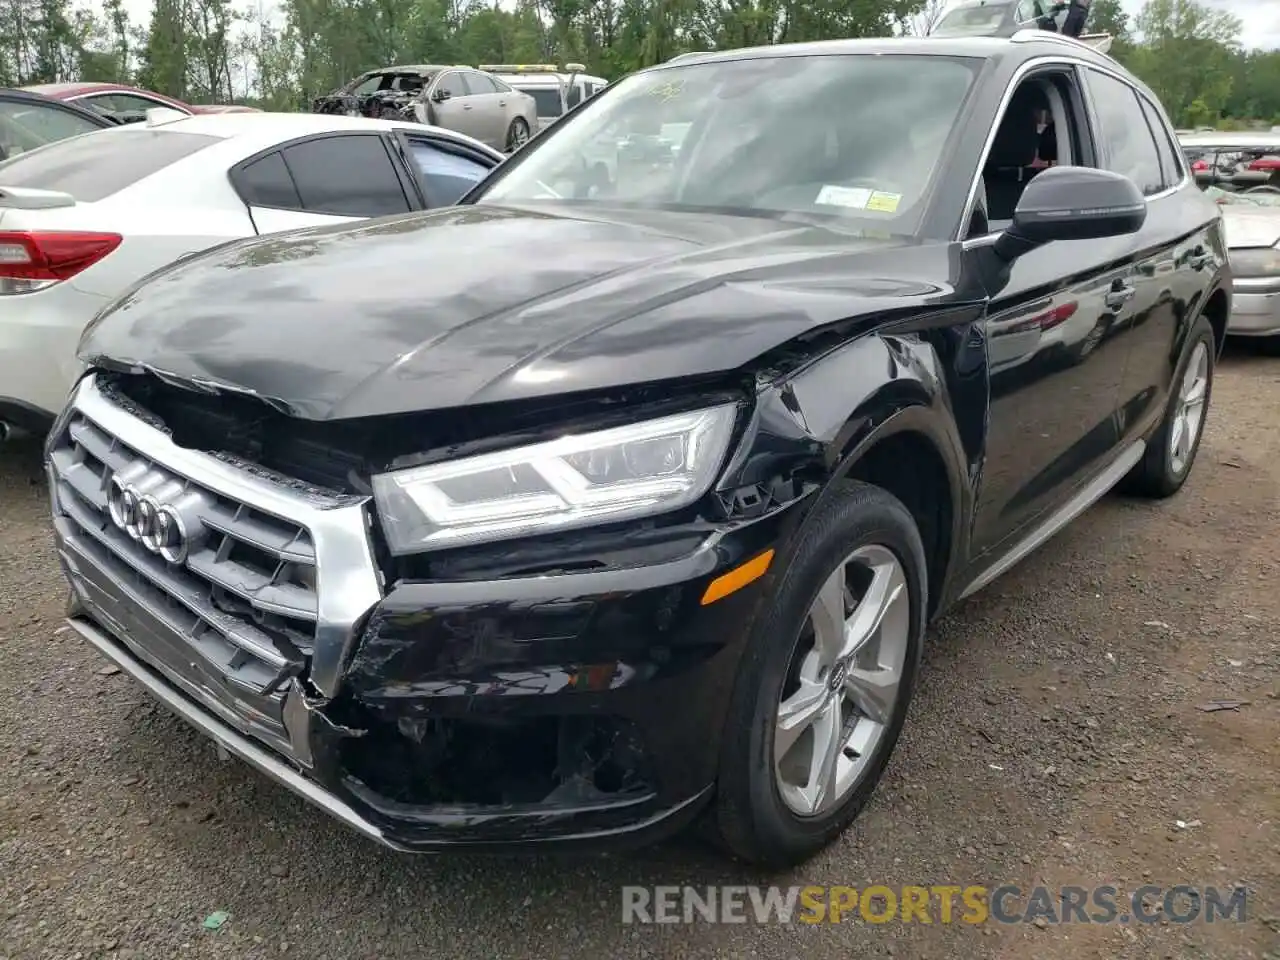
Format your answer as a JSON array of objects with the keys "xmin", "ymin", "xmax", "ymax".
[
  {"xmin": 1220, "ymin": 206, "xmax": 1280, "ymax": 250},
  {"xmin": 79, "ymin": 203, "xmax": 956, "ymax": 420}
]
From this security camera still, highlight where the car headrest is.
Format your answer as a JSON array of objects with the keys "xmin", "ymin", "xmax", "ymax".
[{"xmin": 988, "ymin": 86, "xmax": 1049, "ymax": 169}]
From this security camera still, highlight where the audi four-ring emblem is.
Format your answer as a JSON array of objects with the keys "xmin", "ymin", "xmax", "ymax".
[{"xmin": 107, "ymin": 473, "xmax": 196, "ymax": 563}]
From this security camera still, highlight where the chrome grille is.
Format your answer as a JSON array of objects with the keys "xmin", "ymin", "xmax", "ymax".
[{"xmin": 48, "ymin": 375, "xmax": 382, "ymax": 762}]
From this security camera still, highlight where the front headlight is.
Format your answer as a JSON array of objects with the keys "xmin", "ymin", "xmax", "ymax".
[
  {"xmin": 372, "ymin": 404, "xmax": 739, "ymax": 555},
  {"xmin": 1232, "ymin": 245, "xmax": 1280, "ymax": 278}
]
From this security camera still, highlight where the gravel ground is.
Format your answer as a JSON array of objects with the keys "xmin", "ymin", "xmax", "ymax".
[{"xmin": 2, "ymin": 346, "xmax": 1277, "ymax": 960}]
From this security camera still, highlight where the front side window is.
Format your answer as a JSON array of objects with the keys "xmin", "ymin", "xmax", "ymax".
[
  {"xmin": 436, "ymin": 72, "xmax": 468, "ymax": 99},
  {"xmin": 348, "ymin": 74, "xmax": 390, "ymax": 95},
  {"xmin": 480, "ymin": 54, "xmax": 982, "ymax": 233},
  {"xmin": 407, "ymin": 140, "xmax": 492, "ymax": 205}
]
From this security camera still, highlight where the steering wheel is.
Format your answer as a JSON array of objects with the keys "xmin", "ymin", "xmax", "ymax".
[{"xmin": 1243, "ymin": 185, "xmax": 1280, "ymax": 195}]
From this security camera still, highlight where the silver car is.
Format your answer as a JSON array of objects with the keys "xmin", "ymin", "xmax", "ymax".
[
  {"xmin": 313, "ymin": 65, "xmax": 538, "ymax": 153},
  {"xmin": 1180, "ymin": 132, "xmax": 1280, "ymax": 339}
]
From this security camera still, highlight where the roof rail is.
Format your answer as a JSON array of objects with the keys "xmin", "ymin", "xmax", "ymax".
[
  {"xmin": 667, "ymin": 51, "xmax": 712, "ymax": 63},
  {"xmin": 1010, "ymin": 28, "xmax": 1114, "ymax": 56},
  {"xmin": 478, "ymin": 64, "xmax": 563, "ymax": 74}
]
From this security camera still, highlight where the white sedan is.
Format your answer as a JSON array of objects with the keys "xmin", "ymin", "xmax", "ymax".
[{"xmin": 0, "ymin": 111, "xmax": 504, "ymax": 436}]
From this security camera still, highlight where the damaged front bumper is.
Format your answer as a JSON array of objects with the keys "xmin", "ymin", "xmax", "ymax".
[
  {"xmin": 49, "ymin": 375, "xmax": 797, "ymax": 852},
  {"xmin": 59, "ymin": 532, "xmax": 778, "ymax": 851}
]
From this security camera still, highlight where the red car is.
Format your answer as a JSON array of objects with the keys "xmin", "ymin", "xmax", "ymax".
[{"xmin": 20, "ymin": 83, "xmax": 259, "ymax": 124}]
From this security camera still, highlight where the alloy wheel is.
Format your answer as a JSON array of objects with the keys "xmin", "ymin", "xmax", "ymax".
[
  {"xmin": 774, "ymin": 544, "xmax": 911, "ymax": 818},
  {"xmin": 1169, "ymin": 340, "xmax": 1209, "ymax": 476}
]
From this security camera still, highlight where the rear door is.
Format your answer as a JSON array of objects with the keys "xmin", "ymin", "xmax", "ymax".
[
  {"xmin": 461, "ymin": 71, "xmax": 507, "ymax": 147},
  {"xmin": 231, "ymin": 132, "xmax": 417, "ymax": 233},
  {"xmin": 1081, "ymin": 69, "xmax": 1220, "ymax": 448}
]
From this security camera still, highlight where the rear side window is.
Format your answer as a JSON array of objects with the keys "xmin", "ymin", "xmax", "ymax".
[
  {"xmin": 235, "ymin": 151, "xmax": 302, "ymax": 209},
  {"xmin": 1083, "ymin": 69, "xmax": 1164, "ymax": 197},
  {"xmin": 1138, "ymin": 96, "xmax": 1183, "ymax": 189},
  {"xmin": 279, "ymin": 134, "xmax": 412, "ymax": 216},
  {"xmin": 0, "ymin": 129, "xmax": 219, "ymax": 202}
]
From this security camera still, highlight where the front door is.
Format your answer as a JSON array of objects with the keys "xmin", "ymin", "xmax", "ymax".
[
  {"xmin": 429, "ymin": 71, "xmax": 487, "ymax": 143},
  {"xmin": 965, "ymin": 70, "xmax": 1140, "ymax": 558}
]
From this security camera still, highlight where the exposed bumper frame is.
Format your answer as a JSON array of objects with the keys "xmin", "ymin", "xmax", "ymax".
[
  {"xmin": 67, "ymin": 614, "xmax": 402, "ymax": 849},
  {"xmin": 70, "ymin": 613, "xmax": 717, "ymax": 852}
]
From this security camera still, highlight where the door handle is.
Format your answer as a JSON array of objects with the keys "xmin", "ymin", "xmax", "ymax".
[
  {"xmin": 462, "ymin": 104, "xmax": 473, "ymax": 110},
  {"xmin": 1187, "ymin": 246, "xmax": 1213, "ymax": 270},
  {"xmin": 498, "ymin": 100, "xmax": 506, "ymax": 106},
  {"xmin": 1104, "ymin": 281, "xmax": 1136, "ymax": 310}
]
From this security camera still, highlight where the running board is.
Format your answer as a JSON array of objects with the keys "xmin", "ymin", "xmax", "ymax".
[{"xmin": 959, "ymin": 440, "xmax": 1144, "ymax": 600}]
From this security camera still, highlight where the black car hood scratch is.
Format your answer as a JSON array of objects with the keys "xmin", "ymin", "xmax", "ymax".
[{"xmin": 79, "ymin": 203, "xmax": 962, "ymax": 421}]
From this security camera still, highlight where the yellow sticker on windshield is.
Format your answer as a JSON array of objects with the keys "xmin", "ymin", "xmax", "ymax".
[{"xmin": 867, "ymin": 191, "xmax": 902, "ymax": 213}]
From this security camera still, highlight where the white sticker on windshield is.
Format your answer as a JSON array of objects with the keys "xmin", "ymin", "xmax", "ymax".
[{"xmin": 815, "ymin": 185, "xmax": 872, "ymax": 209}]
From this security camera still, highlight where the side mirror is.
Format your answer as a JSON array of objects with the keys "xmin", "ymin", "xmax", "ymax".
[
  {"xmin": 994, "ymin": 165, "xmax": 1147, "ymax": 262},
  {"xmin": 431, "ymin": 88, "xmax": 451, "ymax": 103}
]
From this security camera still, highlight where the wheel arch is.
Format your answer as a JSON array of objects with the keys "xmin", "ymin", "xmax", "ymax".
[
  {"xmin": 827, "ymin": 408, "xmax": 969, "ymax": 621},
  {"xmin": 1200, "ymin": 284, "xmax": 1229, "ymax": 358}
]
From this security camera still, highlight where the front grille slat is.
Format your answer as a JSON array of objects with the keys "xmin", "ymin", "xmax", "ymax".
[
  {"xmin": 202, "ymin": 506, "xmax": 317, "ymax": 564},
  {"xmin": 55, "ymin": 478, "xmax": 292, "ymax": 670},
  {"xmin": 186, "ymin": 548, "xmax": 318, "ymax": 620},
  {"xmin": 50, "ymin": 411, "xmax": 323, "ymax": 694},
  {"xmin": 48, "ymin": 374, "xmax": 385, "ymax": 764}
]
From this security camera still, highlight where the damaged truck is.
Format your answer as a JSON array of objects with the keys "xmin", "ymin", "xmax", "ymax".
[{"xmin": 52, "ymin": 35, "xmax": 1227, "ymax": 867}]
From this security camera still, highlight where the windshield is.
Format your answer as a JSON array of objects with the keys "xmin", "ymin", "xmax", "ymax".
[
  {"xmin": 932, "ymin": 3, "xmax": 1010, "ymax": 34},
  {"xmin": 478, "ymin": 54, "xmax": 982, "ymax": 233},
  {"xmin": 517, "ymin": 86, "xmax": 565, "ymax": 118}
]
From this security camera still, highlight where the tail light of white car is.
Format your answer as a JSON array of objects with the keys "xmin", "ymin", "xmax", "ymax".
[{"xmin": 0, "ymin": 230, "xmax": 122, "ymax": 294}]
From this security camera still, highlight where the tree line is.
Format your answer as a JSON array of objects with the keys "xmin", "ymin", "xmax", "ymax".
[{"xmin": 1, "ymin": 0, "xmax": 1277, "ymax": 127}]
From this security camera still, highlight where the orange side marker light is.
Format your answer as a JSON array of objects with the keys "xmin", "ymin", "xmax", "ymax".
[{"xmin": 700, "ymin": 549, "xmax": 775, "ymax": 606}]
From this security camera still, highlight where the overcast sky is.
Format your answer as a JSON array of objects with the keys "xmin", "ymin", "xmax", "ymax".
[{"xmin": 114, "ymin": 0, "xmax": 1279, "ymax": 50}]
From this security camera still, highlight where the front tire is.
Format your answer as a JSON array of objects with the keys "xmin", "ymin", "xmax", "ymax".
[
  {"xmin": 506, "ymin": 117, "xmax": 531, "ymax": 152},
  {"xmin": 1122, "ymin": 314, "xmax": 1215, "ymax": 498},
  {"xmin": 713, "ymin": 481, "xmax": 927, "ymax": 868}
]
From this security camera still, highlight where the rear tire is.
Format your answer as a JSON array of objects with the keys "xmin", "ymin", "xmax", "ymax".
[
  {"xmin": 713, "ymin": 480, "xmax": 927, "ymax": 868},
  {"xmin": 1122, "ymin": 314, "xmax": 1215, "ymax": 498}
]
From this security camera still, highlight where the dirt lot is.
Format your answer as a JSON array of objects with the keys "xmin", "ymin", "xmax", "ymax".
[{"xmin": 1, "ymin": 347, "xmax": 1277, "ymax": 960}]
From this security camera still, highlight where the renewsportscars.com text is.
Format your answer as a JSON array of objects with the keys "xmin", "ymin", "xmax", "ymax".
[{"xmin": 621, "ymin": 884, "xmax": 1248, "ymax": 925}]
